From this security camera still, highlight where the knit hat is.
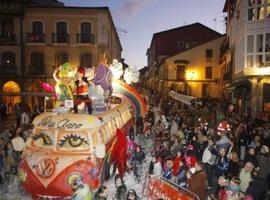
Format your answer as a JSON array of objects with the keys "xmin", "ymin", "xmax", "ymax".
[{"xmin": 231, "ymin": 176, "xmax": 241, "ymax": 185}]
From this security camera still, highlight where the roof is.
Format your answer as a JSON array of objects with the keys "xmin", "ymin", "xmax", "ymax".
[
  {"xmin": 149, "ymin": 22, "xmax": 222, "ymax": 49},
  {"xmin": 157, "ymin": 34, "xmax": 225, "ymax": 67},
  {"xmin": 29, "ymin": 0, "xmax": 64, "ymax": 7}
]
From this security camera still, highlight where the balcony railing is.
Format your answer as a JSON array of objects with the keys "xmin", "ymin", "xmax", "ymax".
[
  {"xmin": 52, "ymin": 33, "xmax": 70, "ymax": 43},
  {"xmin": 0, "ymin": 65, "xmax": 17, "ymax": 74},
  {"xmin": 0, "ymin": 33, "xmax": 16, "ymax": 42},
  {"xmin": 26, "ymin": 33, "xmax": 46, "ymax": 43},
  {"xmin": 76, "ymin": 33, "xmax": 94, "ymax": 44},
  {"xmin": 28, "ymin": 66, "xmax": 45, "ymax": 75}
]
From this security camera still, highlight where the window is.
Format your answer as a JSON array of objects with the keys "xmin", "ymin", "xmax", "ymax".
[
  {"xmin": 177, "ymin": 41, "xmax": 184, "ymax": 48},
  {"xmin": 202, "ymin": 84, "xmax": 210, "ymax": 97},
  {"xmin": 266, "ymin": 33, "xmax": 270, "ymax": 62},
  {"xmin": 248, "ymin": 0, "xmax": 270, "ymax": 20},
  {"xmin": 191, "ymin": 42, "xmax": 198, "ymax": 47},
  {"xmin": 247, "ymin": 33, "xmax": 270, "ymax": 67},
  {"xmin": 32, "ymin": 21, "xmax": 43, "ymax": 35},
  {"xmin": 0, "ymin": 19, "xmax": 14, "ymax": 39},
  {"xmin": 176, "ymin": 65, "xmax": 185, "ymax": 81},
  {"xmin": 80, "ymin": 22, "xmax": 92, "ymax": 43},
  {"xmin": 80, "ymin": 53, "xmax": 92, "ymax": 67},
  {"xmin": 247, "ymin": 55, "xmax": 254, "ymax": 67},
  {"xmin": 30, "ymin": 52, "xmax": 44, "ymax": 74},
  {"xmin": 257, "ymin": 0, "xmax": 264, "ymax": 20},
  {"xmin": 247, "ymin": 35, "xmax": 254, "ymax": 53},
  {"xmin": 205, "ymin": 66, "xmax": 212, "ymax": 79},
  {"xmin": 206, "ymin": 49, "xmax": 213, "ymax": 62},
  {"xmin": 56, "ymin": 52, "xmax": 68, "ymax": 67},
  {"xmin": 2, "ymin": 51, "xmax": 15, "ymax": 66},
  {"xmin": 256, "ymin": 34, "xmax": 263, "ymax": 52},
  {"xmin": 205, "ymin": 49, "xmax": 213, "ymax": 58},
  {"xmin": 56, "ymin": 22, "xmax": 68, "ymax": 42},
  {"xmin": 267, "ymin": 0, "xmax": 270, "ymax": 18},
  {"xmin": 185, "ymin": 42, "xmax": 190, "ymax": 49}
]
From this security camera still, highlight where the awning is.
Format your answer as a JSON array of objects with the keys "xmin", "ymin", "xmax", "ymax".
[{"xmin": 169, "ymin": 91, "xmax": 197, "ymax": 105}]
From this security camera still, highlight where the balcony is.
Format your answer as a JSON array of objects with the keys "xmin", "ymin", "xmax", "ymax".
[
  {"xmin": 26, "ymin": 33, "xmax": 46, "ymax": 43},
  {"xmin": 28, "ymin": 66, "xmax": 45, "ymax": 75},
  {"xmin": 52, "ymin": 33, "xmax": 69, "ymax": 43},
  {"xmin": 0, "ymin": 65, "xmax": 17, "ymax": 74},
  {"xmin": 0, "ymin": 33, "xmax": 16, "ymax": 43},
  {"xmin": 76, "ymin": 33, "xmax": 94, "ymax": 44}
]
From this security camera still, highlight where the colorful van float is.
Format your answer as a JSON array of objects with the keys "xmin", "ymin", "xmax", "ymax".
[
  {"xmin": 18, "ymin": 60, "xmax": 148, "ymax": 199},
  {"xmin": 19, "ymin": 101, "xmax": 133, "ymax": 199}
]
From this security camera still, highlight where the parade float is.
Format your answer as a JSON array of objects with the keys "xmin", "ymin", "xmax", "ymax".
[{"xmin": 18, "ymin": 59, "xmax": 147, "ymax": 199}]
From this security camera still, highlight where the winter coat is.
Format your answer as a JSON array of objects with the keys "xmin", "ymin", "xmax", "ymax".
[
  {"xmin": 114, "ymin": 184, "xmax": 127, "ymax": 200},
  {"xmin": 172, "ymin": 156, "xmax": 183, "ymax": 176},
  {"xmin": 216, "ymin": 156, "xmax": 229, "ymax": 176},
  {"xmin": 151, "ymin": 161, "xmax": 162, "ymax": 177},
  {"xmin": 187, "ymin": 170, "xmax": 207, "ymax": 200},
  {"xmin": 162, "ymin": 166, "xmax": 172, "ymax": 180},
  {"xmin": 202, "ymin": 145, "xmax": 217, "ymax": 165},
  {"xmin": 177, "ymin": 166, "xmax": 187, "ymax": 188},
  {"xmin": 239, "ymin": 169, "xmax": 252, "ymax": 192},
  {"xmin": 132, "ymin": 150, "xmax": 145, "ymax": 164},
  {"xmin": 227, "ymin": 160, "xmax": 240, "ymax": 178},
  {"xmin": 246, "ymin": 178, "xmax": 268, "ymax": 200},
  {"xmin": 257, "ymin": 154, "xmax": 270, "ymax": 178}
]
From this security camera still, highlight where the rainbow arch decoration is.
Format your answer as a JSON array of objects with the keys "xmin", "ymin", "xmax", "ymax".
[{"xmin": 112, "ymin": 79, "xmax": 147, "ymax": 118}]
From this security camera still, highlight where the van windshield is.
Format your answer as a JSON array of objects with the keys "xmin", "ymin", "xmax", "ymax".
[
  {"xmin": 31, "ymin": 128, "xmax": 90, "ymax": 153},
  {"xmin": 31, "ymin": 128, "xmax": 55, "ymax": 150}
]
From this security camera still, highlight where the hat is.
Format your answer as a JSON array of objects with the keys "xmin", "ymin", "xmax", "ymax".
[{"xmin": 231, "ymin": 176, "xmax": 241, "ymax": 184}]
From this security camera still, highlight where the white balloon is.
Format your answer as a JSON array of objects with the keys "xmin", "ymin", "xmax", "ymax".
[{"xmin": 12, "ymin": 136, "xmax": 25, "ymax": 152}]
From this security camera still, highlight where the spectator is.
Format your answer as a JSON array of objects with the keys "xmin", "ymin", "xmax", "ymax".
[
  {"xmin": 126, "ymin": 189, "xmax": 140, "ymax": 200},
  {"xmin": 246, "ymin": 168, "xmax": 268, "ymax": 200},
  {"xmin": 21, "ymin": 109, "xmax": 30, "ymax": 125},
  {"xmin": 187, "ymin": 161, "xmax": 207, "ymax": 200},
  {"xmin": 216, "ymin": 147, "xmax": 229, "ymax": 177},
  {"xmin": 172, "ymin": 150, "xmax": 184, "ymax": 183},
  {"xmin": 239, "ymin": 162, "xmax": 254, "ymax": 193},
  {"xmin": 162, "ymin": 158, "xmax": 173, "ymax": 180},
  {"xmin": 93, "ymin": 185, "xmax": 108, "ymax": 200},
  {"xmin": 243, "ymin": 147, "xmax": 258, "ymax": 168},
  {"xmin": 202, "ymin": 136, "xmax": 217, "ymax": 188},
  {"xmin": 114, "ymin": 174, "xmax": 127, "ymax": 200},
  {"xmin": 148, "ymin": 155, "xmax": 162, "ymax": 178},
  {"xmin": 227, "ymin": 151, "xmax": 240, "ymax": 179}
]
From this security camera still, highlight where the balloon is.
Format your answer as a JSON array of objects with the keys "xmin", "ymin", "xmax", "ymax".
[
  {"xmin": 41, "ymin": 82, "xmax": 54, "ymax": 92},
  {"xmin": 110, "ymin": 59, "xmax": 123, "ymax": 79},
  {"xmin": 12, "ymin": 136, "xmax": 25, "ymax": 151}
]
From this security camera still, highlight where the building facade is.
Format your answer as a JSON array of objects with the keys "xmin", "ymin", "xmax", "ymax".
[
  {"xmin": 223, "ymin": 0, "xmax": 270, "ymax": 117},
  {"xmin": 145, "ymin": 23, "xmax": 222, "ymax": 97},
  {"xmin": 156, "ymin": 36, "xmax": 224, "ymax": 97},
  {"xmin": 0, "ymin": 0, "xmax": 122, "ymax": 108}
]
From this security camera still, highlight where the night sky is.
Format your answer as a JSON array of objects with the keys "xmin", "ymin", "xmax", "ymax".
[{"xmin": 62, "ymin": 0, "xmax": 226, "ymax": 69}]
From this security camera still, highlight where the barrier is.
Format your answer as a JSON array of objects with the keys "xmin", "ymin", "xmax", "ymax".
[{"xmin": 145, "ymin": 176, "xmax": 200, "ymax": 200}]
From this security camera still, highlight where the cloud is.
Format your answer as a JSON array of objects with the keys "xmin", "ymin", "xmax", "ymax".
[{"xmin": 112, "ymin": 0, "xmax": 155, "ymax": 22}]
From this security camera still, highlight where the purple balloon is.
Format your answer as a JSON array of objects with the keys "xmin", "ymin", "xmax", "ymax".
[{"xmin": 93, "ymin": 64, "xmax": 113, "ymax": 94}]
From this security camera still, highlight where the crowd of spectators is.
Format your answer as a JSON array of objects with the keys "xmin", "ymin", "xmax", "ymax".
[{"xmin": 1, "ymin": 92, "xmax": 270, "ymax": 200}]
